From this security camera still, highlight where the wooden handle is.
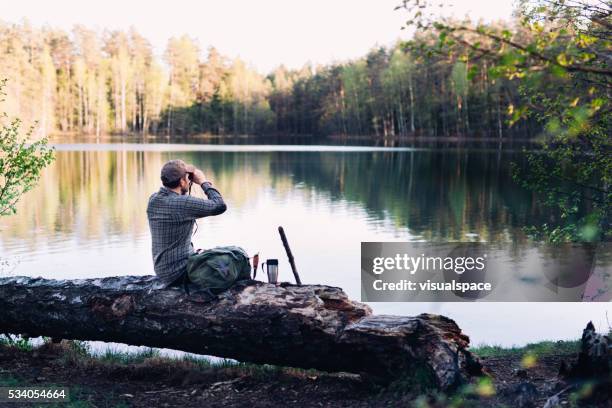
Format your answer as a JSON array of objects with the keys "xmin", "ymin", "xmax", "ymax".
[{"xmin": 278, "ymin": 226, "xmax": 302, "ymax": 285}]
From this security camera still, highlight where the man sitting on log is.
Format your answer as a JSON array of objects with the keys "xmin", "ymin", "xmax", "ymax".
[{"xmin": 147, "ymin": 159, "xmax": 227, "ymax": 287}]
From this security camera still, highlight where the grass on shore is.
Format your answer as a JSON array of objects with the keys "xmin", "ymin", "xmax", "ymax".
[
  {"xmin": 471, "ymin": 339, "xmax": 580, "ymax": 358},
  {"xmin": 0, "ymin": 334, "xmax": 318, "ymax": 379},
  {"xmin": 0, "ymin": 336, "xmax": 319, "ymax": 408},
  {"xmin": 1, "ymin": 334, "xmax": 582, "ymax": 362},
  {"xmin": 0, "ymin": 335, "xmax": 592, "ymax": 408},
  {"xmin": 1, "ymin": 334, "xmax": 582, "ymax": 370}
]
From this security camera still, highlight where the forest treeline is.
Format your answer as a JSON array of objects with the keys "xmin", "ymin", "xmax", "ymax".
[{"xmin": 0, "ymin": 20, "xmax": 541, "ymax": 138}]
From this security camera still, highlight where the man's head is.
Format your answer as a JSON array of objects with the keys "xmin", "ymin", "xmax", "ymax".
[{"xmin": 160, "ymin": 159, "xmax": 194, "ymax": 195}]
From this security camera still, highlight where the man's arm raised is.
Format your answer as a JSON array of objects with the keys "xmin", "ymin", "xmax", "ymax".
[{"xmin": 180, "ymin": 169, "xmax": 227, "ymax": 218}]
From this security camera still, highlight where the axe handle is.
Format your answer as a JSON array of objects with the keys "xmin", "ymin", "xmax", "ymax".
[{"xmin": 278, "ymin": 226, "xmax": 302, "ymax": 285}]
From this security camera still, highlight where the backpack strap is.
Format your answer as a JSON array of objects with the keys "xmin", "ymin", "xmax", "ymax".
[
  {"xmin": 179, "ymin": 272, "xmax": 217, "ymax": 302},
  {"xmin": 181, "ymin": 276, "xmax": 218, "ymax": 303},
  {"xmin": 182, "ymin": 272, "xmax": 191, "ymax": 296}
]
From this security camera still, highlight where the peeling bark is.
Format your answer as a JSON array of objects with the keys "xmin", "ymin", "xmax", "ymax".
[{"xmin": 0, "ymin": 275, "xmax": 481, "ymax": 389}]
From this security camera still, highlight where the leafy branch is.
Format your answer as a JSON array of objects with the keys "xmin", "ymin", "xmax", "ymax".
[
  {"xmin": 398, "ymin": 0, "xmax": 611, "ymax": 242},
  {"xmin": 0, "ymin": 78, "xmax": 55, "ymax": 217}
]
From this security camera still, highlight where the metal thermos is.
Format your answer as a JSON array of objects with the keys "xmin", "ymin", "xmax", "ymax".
[{"xmin": 261, "ymin": 259, "xmax": 279, "ymax": 284}]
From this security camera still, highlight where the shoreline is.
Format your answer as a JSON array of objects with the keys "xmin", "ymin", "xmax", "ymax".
[
  {"xmin": 46, "ymin": 133, "xmax": 540, "ymax": 145},
  {"xmin": 1, "ymin": 338, "xmax": 599, "ymax": 408}
]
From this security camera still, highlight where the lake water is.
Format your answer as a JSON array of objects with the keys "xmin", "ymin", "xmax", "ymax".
[{"xmin": 0, "ymin": 143, "xmax": 609, "ymax": 347}]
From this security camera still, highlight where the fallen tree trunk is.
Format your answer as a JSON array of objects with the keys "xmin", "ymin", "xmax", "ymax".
[{"xmin": 0, "ymin": 276, "xmax": 481, "ymax": 389}]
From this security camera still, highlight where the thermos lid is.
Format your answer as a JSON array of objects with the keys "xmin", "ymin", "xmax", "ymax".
[{"xmin": 266, "ymin": 259, "xmax": 278, "ymax": 265}]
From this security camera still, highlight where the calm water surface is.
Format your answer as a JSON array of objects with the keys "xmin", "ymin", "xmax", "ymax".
[{"xmin": 0, "ymin": 144, "xmax": 609, "ymax": 346}]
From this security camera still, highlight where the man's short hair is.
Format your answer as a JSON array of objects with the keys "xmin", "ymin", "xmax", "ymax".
[{"xmin": 161, "ymin": 160, "xmax": 188, "ymax": 188}]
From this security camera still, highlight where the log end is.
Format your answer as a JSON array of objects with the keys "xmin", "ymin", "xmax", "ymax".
[{"xmin": 342, "ymin": 313, "xmax": 482, "ymax": 390}]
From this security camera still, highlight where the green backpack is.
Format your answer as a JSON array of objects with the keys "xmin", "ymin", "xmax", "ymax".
[{"xmin": 186, "ymin": 246, "xmax": 252, "ymax": 294}]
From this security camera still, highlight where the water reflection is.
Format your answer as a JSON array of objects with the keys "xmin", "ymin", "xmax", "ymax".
[
  {"xmin": 0, "ymin": 146, "xmax": 609, "ymax": 345},
  {"xmin": 1, "ymin": 148, "xmax": 541, "ymax": 245}
]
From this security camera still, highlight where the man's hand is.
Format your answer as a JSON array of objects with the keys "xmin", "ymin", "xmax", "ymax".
[{"xmin": 191, "ymin": 168, "xmax": 207, "ymax": 185}]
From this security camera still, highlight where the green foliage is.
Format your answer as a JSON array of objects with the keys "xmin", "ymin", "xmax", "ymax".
[
  {"xmin": 399, "ymin": 0, "xmax": 611, "ymax": 242},
  {"xmin": 0, "ymin": 79, "xmax": 55, "ymax": 217},
  {"xmin": 512, "ymin": 123, "xmax": 610, "ymax": 242},
  {"xmin": 1, "ymin": 335, "xmax": 34, "ymax": 351},
  {"xmin": 13, "ymin": 337, "xmax": 33, "ymax": 351},
  {"xmin": 472, "ymin": 339, "xmax": 580, "ymax": 358},
  {"xmin": 2, "ymin": 20, "xmax": 545, "ymax": 138},
  {"xmin": 97, "ymin": 347, "xmax": 159, "ymax": 364}
]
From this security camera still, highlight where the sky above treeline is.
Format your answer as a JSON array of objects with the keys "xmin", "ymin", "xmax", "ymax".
[{"xmin": 3, "ymin": 0, "xmax": 515, "ymax": 73}]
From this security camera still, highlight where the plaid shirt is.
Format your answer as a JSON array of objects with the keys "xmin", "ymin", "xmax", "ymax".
[{"xmin": 147, "ymin": 182, "xmax": 226, "ymax": 285}]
